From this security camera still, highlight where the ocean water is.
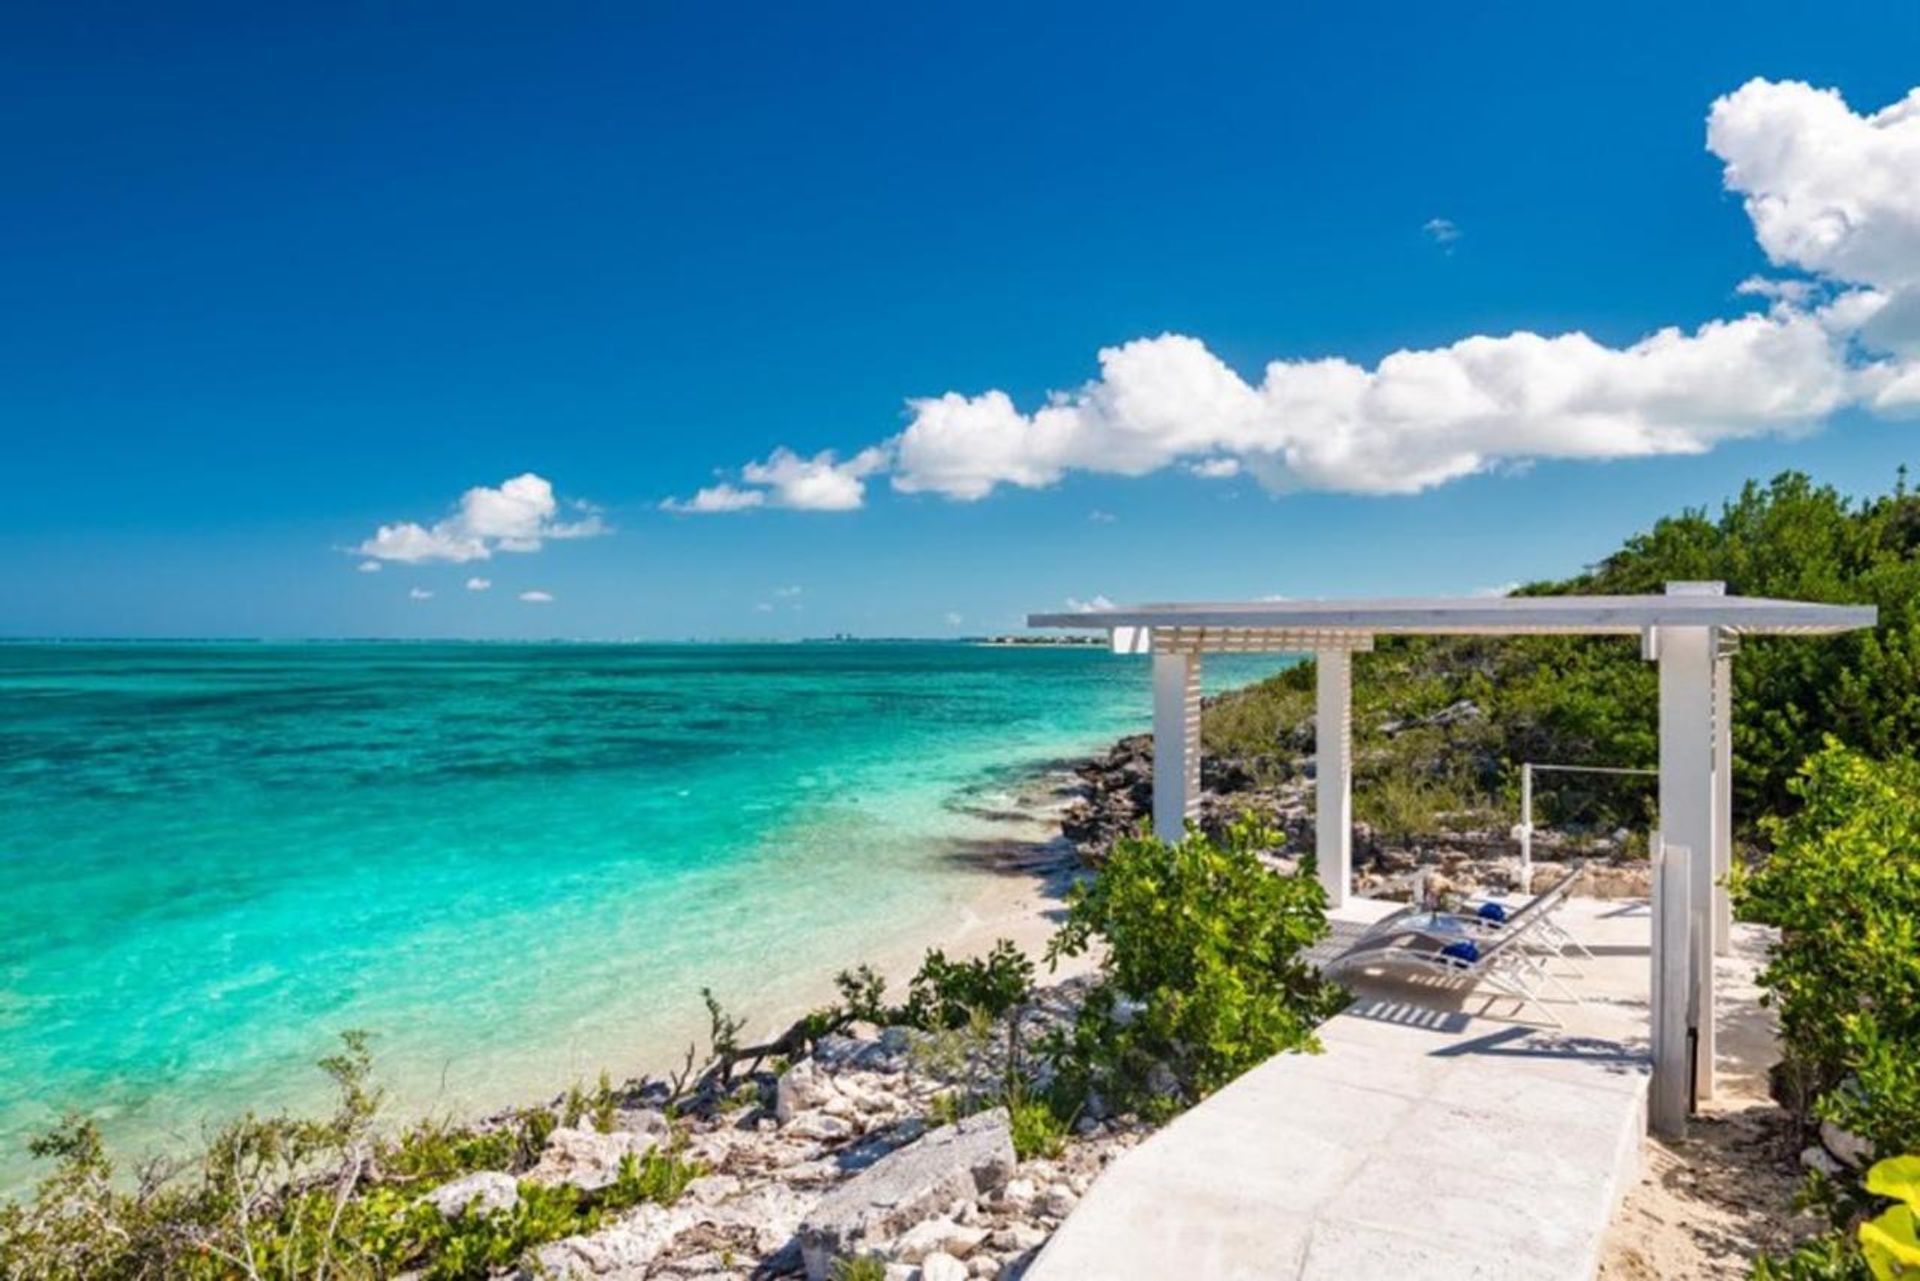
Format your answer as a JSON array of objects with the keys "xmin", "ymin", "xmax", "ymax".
[{"xmin": 0, "ymin": 641, "xmax": 1287, "ymax": 1189}]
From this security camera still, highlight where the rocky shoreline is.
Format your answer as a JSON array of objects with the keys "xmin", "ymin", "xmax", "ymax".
[{"xmin": 463, "ymin": 719, "xmax": 1656, "ymax": 1279}]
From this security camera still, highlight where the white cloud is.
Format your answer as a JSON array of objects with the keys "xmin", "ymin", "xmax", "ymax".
[
  {"xmin": 945, "ymin": 611, "xmax": 964, "ymax": 626},
  {"xmin": 669, "ymin": 79, "xmax": 1920, "ymax": 505},
  {"xmin": 519, "ymin": 590, "xmax": 554, "ymax": 603},
  {"xmin": 1736, "ymin": 275, "xmax": 1817, "ymax": 307},
  {"xmin": 408, "ymin": 587, "xmax": 434, "ymax": 601},
  {"xmin": 1423, "ymin": 217, "xmax": 1462, "ymax": 248},
  {"xmin": 357, "ymin": 473, "xmax": 606, "ymax": 563},
  {"xmin": 466, "ymin": 577, "xmax": 492, "ymax": 592},
  {"xmin": 772, "ymin": 585, "xmax": 803, "ymax": 598},
  {"xmin": 1088, "ymin": 509, "xmax": 1118, "ymax": 523},
  {"xmin": 664, "ymin": 448, "xmax": 887, "ymax": 513},
  {"xmin": 661, "ymin": 483, "xmax": 766, "ymax": 514},
  {"xmin": 357, "ymin": 560, "xmax": 382, "ymax": 573},
  {"xmin": 1067, "ymin": 594, "xmax": 1115, "ymax": 613},
  {"xmin": 1472, "ymin": 582, "xmax": 1521, "ymax": 598},
  {"xmin": 754, "ymin": 602, "xmax": 775, "ymax": 613}
]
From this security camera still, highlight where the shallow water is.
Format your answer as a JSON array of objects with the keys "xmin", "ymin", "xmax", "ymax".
[{"xmin": 0, "ymin": 641, "xmax": 1287, "ymax": 1189}]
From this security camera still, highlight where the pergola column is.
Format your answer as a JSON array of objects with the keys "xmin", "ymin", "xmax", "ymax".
[
  {"xmin": 1654, "ymin": 585, "xmax": 1722, "ymax": 1111},
  {"xmin": 1712, "ymin": 639, "xmax": 1736, "ymax": 957},
  {"xmin": 1151, "ymin": 649, "xmax": 1201, "ymax": 841},
  {"xmin": 1315, "ymin": 649, "xmax": 1352, "ymax": 909}
]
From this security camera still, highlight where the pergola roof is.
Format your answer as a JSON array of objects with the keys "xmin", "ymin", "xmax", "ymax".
[{"xmin": 1027, "ymin": 592, "xmax": 1877, "ymax": 638}]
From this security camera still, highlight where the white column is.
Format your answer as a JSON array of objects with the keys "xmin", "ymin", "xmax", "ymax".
[
  {"xmin": 1712, "ymin": 648, "xmax": 1735, "ymax": 957},
  {"xmin": 1151, "ymin": 650, "xmax": 1201, "ymax": 841},
  {"xmin": 1315, "ymin": 649, "xmax": 1352, "ymax": 909},
  {"xmin": 1657, "ymin": 620, "xmax": 1718, "ymax": 1105},
  {"xmin": 1649, "ymin": 832, "xmax": 1693, "ymax": 1138}
]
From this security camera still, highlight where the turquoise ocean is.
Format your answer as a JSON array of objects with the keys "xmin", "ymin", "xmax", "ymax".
[{"xmin": 0, "ymin": 642, "xmax": 1286, "ymax": 1190}]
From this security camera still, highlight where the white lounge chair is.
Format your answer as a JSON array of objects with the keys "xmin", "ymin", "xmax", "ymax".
[{"xmin": 1327, "ymin": 902, "xmax": 1574, "ymax": 1026}]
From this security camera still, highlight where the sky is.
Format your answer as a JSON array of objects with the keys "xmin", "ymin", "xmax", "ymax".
[{"xmin": 3, "ymin": 1, "xmax": 1919, "ymax": 640}]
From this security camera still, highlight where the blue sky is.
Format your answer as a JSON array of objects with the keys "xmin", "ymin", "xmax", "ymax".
[{"xmin": 3, "ymin": 2, "xmax": 1919, "ymax": 639}]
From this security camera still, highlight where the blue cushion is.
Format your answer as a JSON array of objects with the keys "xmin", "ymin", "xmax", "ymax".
[
  {"xmin": 1476, "ymin": 901, "xmax": 1508, "ymax": 924},
  {"xmin": 1441, "ymin": 940, "xmax": 1481, "ymax": 964}
]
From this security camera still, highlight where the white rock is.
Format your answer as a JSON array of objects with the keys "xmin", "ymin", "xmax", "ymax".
[
  {"xmin": 997, "ymin": 1178, "xmax": 1037, "ymax": 1210},
  {"xmin": 922, "ymin": 1252, "xmax": 969, "ymax": 1281},
  {"xmin": 991, "ymin": 1223, "xmax": 1048, "ymax": 1252},
  {"xmin": 941, "ymin": 1225, "xmax": 990, "ymax": 1259},
  {"xmin": 425, "ymin": 1170, "xmax": 518, "ymax": 1219},
  {"xmin": 884, "ymin": 1266, "xmax": 915, "ymax": 1281},
  {"xmin": 1821, "ymin": 1118, "xmax": 1873, "ymax": 1170},
  {"xmin": 777, "ymin": 1060, "xmax": 838, "ymax": 1123},
  {"xmin": 1801, "ymin": 1144, "xmax": 1845, "ymax": 1176},
  {"xmin": 683, "ymin": 1173, "xmax": 742, "ymax": 1204},
  {"xmin": 893, "ymin": 1217, "xmax": 961, "ymax": 1264},
  {"xmin": 788, "ymin": 1111, "xmax": 855, "ymax": 1141},
  {"xmin": 1042, "ymin": 1186, "xmax": 1077, "ymax": 1217},
  {"xmin": 527, "ymin": 1126, "xmax": 660, "ymax": 1191},
  {"xmin": 970, "ymin": 1259, "xmax": 1001, "ymax": 1279}
]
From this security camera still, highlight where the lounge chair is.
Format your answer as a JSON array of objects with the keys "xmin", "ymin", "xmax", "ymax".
[
  {"xmin": 1327, "ymin": 902, "xmax": 1574, "ymax": 1026},
  {"xmin": 1364, "ymin": 864, "xmax": 1591, "ymax": 971}
]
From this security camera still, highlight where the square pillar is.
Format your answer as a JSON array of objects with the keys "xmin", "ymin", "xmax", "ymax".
[
  {"xmin": 1151, "ymin": 650, "xmax": 1201, "ymax": 841},
  {"xmin": 1315, "ymin": 649, "xmax": 1352, "ymax": 909},
  {"xmin": 1656, "ymin": 617, "xmax": 1718, "ymax": 1105},
  {"xmin": 1712, "ymin": 644, "xmax": 1735, "ymax": 957}
]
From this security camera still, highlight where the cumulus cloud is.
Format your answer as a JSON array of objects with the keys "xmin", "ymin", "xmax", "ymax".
[
  {"xmin": 667, "ymin": 79, "xmax": 1920, "ymax": 505},
  {"xmin": 519, "ymin": 590, "xmax": 554, "ymax": 603},
  {"xmin": 357, "ymin": 560, "xmax": 382, "ymax": 573},
  {"xmin": 1423, "ymin": 217, "xmax": 1462, "ymax": 249},
  {"xmin": 945, "ymin": 611, "xmax": 964, "ymax": 626},
  {"xmin": 408, "ymin": 587, "xmax": 434, "ymax": 600},
  {"xmin": 1067, "ymin": 594, "xmax": 1115, "ymax": 613},
  {"xmin": 358, "ymin": 474, "xmax": 606, "ymax": 563},
  {"xmin": 663, "ymin": 448, "xmax": 886, "ymax": 513},
  {"xmin": 466, "ymin": 577, "xmax": 492, "ymax": 592},
  {"xmin": 773, "ymin": 585, "xmax": 803, "ymax": 598}
]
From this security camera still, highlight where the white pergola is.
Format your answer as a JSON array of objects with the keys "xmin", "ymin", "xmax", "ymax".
[{"xmin": 1028, "ymin": 583, "xmax": 1876, "ymax": 1137}]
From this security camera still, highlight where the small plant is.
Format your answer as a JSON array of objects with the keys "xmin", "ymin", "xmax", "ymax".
[
  {"xmin": 1861, "ymin": 1156, "xmax": 1920, "ymax": 1281},
  {"xmin": 900, "ymin": 940, "xmax": 1034, "ymax": 1031},
  {"xmin": 830, "ymin": 1253, "xmax": 889, "ymax": 1281},
  {"xmin": 1005, "ymin": 1086, "xmax": 1070, "ymax": 1161}
]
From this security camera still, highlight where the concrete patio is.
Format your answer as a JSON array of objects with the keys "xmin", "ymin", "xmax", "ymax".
[{"xmin": 1028, "ymin": 895, "xmax": 1765, "ymax": 1281}]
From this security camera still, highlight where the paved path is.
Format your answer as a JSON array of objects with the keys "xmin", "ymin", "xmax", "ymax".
[{"xmin": 1028, "ymin": 899, "xmax": 1672, "ymax": 1280}]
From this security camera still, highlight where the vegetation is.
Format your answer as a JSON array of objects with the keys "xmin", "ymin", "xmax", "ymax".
[
  {"xmin": 1204, "ymin": 470, "xmax": 1920, "ymax": 843},
  {"xmin": 0, "ymin": 1033, "xmax": 704, "ymax": 1281},
  {"xmin": 1046, "ymin": 815, "xmax": 1343, "ymax": 1118},
  {"xmin": 1736, "ymin": 745, "xmax": 1920, "ymax": 1278}
]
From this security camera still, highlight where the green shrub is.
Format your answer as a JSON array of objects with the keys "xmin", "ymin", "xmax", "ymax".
[
  {"xmin": 1734, "ymin": 743, "xmax": 1920, "ymax": 1160},
  {"xmin": 1045, "ymin": 815, "xmax": 1343, "ymax": 1116},
  {"xmin": 1006, "ymin": 1089, "xmax": 1070, "ymax": 1161},
  {"xmin": 900, "ymin": 940, "xmax": 1034, "ymax": 1031}
]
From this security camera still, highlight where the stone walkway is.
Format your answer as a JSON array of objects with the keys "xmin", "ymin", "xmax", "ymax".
[{"xmin": 1027, "ymin": 898, "xmax": 1722, "ymax": 1281}]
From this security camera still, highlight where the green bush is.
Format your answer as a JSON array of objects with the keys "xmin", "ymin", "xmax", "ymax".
[
  {"xmin": 1738, "ymin": 744, "xmax": 1920, "ymax": 1279},
  {"xmin": 900, "ymin": 940, "xmax": 1035, "ymax": 1031},
  {"xmin": 1045, "ymin": 816, "xmax": 1344, "ymax": 1117},
  {"xmin": 1734, "ymin": 743, "xmax": 1920, "ymax": 1159}
]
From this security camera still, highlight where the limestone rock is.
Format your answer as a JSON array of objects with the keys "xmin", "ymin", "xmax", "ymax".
[
  {"xmin": 797, "ymin": 1109, "xmax": 1016, "ymax": 1281},
  {"xmin": 922, "ymin": 1252, "xmax": 969, "ymax": 1281},
  {"xmin": 528, "ymin": 1126, "xmax": 661, "ymax": 1191},
  {"xmin": 426, "ymin": 1170, "xmax": 518, "ymax": 1219},
  {"xmin": 777, "ymin": 1060, "xmax": 837, "ymax": 1123}
]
